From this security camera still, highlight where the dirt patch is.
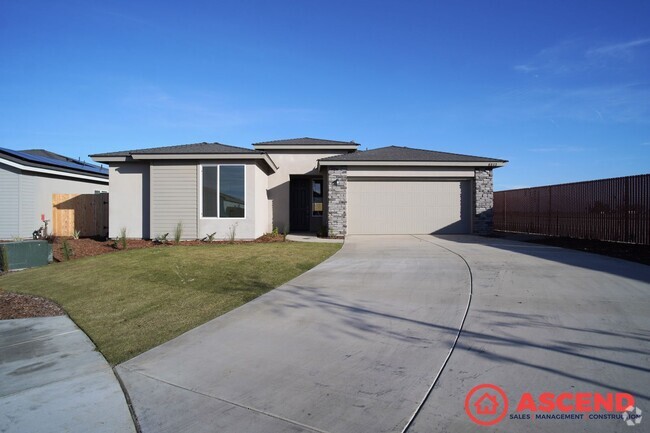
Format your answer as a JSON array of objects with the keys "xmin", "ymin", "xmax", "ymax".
[
  {"xmin": 51, "ymin": 238, "xmax": 159, "ymax": 262},
  {"xmin": 0, "ymin": 290, "xmax": 65, "ymax": 319},
  {"xmin": 49, "ymin": 234, "xmax": 289, "ymax": 262},
  {"xmin": 492, "ymin": 232, "xmax": 650, "ymax": 266}
]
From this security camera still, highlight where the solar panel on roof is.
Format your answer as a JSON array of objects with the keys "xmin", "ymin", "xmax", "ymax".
[{"xmin": 0, "ymin": 147, "xmax": 108, "ymax": 176}]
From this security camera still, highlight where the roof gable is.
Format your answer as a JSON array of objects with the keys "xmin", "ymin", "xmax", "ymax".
[
  {"xmin": 253, "ymin": 137, "xmax": 359, "ymax": 151},
  {"xmin": 253, "ymin": 137, "xmax": 357, "ymax": 146}
]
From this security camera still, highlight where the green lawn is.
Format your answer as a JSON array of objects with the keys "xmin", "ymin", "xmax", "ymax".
[{"xmin": 0, "ymin": 242, "xmax": 341, "ymax": 364}]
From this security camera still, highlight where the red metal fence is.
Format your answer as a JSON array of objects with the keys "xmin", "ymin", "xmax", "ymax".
[{"xmin": 493, "ymin": 174, "xmax": 650, "ymax": 245}]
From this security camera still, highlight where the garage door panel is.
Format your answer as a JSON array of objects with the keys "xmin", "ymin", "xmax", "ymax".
[{"xmin": 348, "ymin": 179, "xmax": 471, "ymax": 234}]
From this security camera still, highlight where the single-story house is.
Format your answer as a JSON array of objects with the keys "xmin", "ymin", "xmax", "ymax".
[
  {"xmin": 0, "ymin": 148, "xmax": 109, "ymax": 240},
  {"xmin": 90, "ymin": 138, "xmax": 506, "ymax": 240}
]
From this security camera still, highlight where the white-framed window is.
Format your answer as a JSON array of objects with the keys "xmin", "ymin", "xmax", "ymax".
[{"xmin": 201, "ymin": 164, "xmax": 246, "ymax": 219}]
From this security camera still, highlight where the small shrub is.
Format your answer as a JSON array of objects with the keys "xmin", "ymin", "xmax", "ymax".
[
  {"xmin": 272, "ymin": 227, "xmax": 279, "ymax": 236},
  {"xmin": 119, "ymin": 227, "xmax": 127, "ymax": 250},
  {"xmin": 203, "ymin": 232, "xmax": 217, "ymax": 242},
  {"xmin": 61, "ymin": 240, "xmax": 73, "ymax": 261},
  {"xmin": 72, "ymin": 230, "xmax": 81, "ymax": 240},
  {"xmin": 0, "ymin": 246, "xmax": 9, "ymax": 273},
  {"xmin": 318, "ymin": 225, "xmax": 328, "ymax": 238},
  {"xmin": 174, "ymin": 222, "xmax": 183, "ymax": 244},
  {"xmin": 226, "ymin": 223, "xmax": 238, "ymax": 244}
]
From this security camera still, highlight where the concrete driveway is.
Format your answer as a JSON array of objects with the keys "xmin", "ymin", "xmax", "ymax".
[{"xmin": 117, "ymin": 235, "xmax": 650, "ymax": 433}]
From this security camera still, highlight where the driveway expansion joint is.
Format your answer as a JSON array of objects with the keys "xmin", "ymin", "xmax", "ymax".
[
  {"xmin": 121, "ymin": 368, "xmax": 333, "ymax": 433},
  {"xmin": 400, "ymin": 235, "xmax": 474, "ymax": 432}
]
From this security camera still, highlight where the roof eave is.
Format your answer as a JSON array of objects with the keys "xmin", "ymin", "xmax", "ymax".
[
  {"xmin": 318, "ymin": 160, "xmax": 507, "ymax": 168},
  {"xmin": 91, "ymin": 152, "xmax": 278, "ymax": 173},
  {"xmin": 90, "ymin": 155, "xmax": 129, "ymax": 163},
  {"xmin": 1, "ymin": 156, "xmax": 109, "ymax": 183}
]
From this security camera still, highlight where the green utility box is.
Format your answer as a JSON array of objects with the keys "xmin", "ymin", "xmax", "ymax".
[{"xmin": 0, "ymin": 240, "xmax": 52, "ymax": 271}]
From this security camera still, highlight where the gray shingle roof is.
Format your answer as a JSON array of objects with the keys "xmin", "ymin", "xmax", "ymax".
[
  {"xmin": 90, "ymin": 142, "xmax": 261, "ymax": 158},
  {"xmin": 253, "ymin": 137, "xmax": 358, "ymax": 146},
  {"xmin": 319, "ymin": 146, "xmax": 507, "ymax": 163}
]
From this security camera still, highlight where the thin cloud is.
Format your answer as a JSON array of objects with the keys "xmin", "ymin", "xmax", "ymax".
[
  {"xmin": 529, "ymin": 146, "xmax": 586, "ymax": 153},
  {"xmin": 587, "ymin": 38, "xmax": 650, "ymax": 59},
  {"xmin": 514, "ymin": 37, "xmax": 650, "ymax": 74},
  {"xmin": 513, "ymin": 39, "xmax": 583, "ymax": 74},
  {"xmin": 514, "ymin": 64, "xmax": 537, "ymax": 73}
]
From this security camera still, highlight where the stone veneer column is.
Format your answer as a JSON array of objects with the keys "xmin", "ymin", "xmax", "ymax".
[
  {"xmin": 473, "ymin": 168, "xmax": 494, "ymax": 235},
  {"xmin": 327, "ymin": 167, "xmax": 347, "ymax": 237}
]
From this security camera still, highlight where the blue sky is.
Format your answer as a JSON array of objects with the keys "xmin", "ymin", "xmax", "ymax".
[{"xmin": 1, "ymin": 0, "xmax": 648, "ymax": 190}]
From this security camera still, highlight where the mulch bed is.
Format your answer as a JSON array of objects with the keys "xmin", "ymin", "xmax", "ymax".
[
  {"xmin": 50, "ymin": 233, "xmax": 287, "ymax": 262},
  {"xmin": 0, "ymin": 291, "xmax": 65, "ymax": 319}
]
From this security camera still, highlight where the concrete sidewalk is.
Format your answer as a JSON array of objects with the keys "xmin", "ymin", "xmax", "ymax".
[{"xmin": 0, "ymin": 316, "xmax": 136, "ymax": 433}]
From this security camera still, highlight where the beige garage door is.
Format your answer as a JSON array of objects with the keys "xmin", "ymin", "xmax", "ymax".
[{"xmin": 347, "ymin": 179, "xmax": 471, "ymax": 234}]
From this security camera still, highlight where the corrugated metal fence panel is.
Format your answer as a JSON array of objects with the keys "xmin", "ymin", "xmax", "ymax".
[{"xmin": 494, "ymin": 174, "xmax": 650, "ymax": 245}]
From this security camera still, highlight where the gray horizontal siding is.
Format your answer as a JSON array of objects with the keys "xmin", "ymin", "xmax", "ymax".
[
  {"xmin": 0, "ymin": 165, "xmax": 20, "ymax": 239},
  {"xmin": 150, "ymin": 162, "xmax": 198, "ymax": 239},
  {"xmin": 18, "ymin": 173, "xmax": 35, "ymax": 237}
]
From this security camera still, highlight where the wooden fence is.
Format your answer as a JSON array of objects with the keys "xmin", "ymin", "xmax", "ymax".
[
  {"xmin": 494, "ymin": 174, "xmax": 650, "ymax": 245},
  {"xmin": 52, "ymin": 193, "xmax": 109, "ymax": 238}
]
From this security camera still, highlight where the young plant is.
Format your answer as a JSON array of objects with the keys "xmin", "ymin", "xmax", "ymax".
[
  {"xmin": 203, "ymin": 232, "xmax": 217, "ymax": 242},
  {"xmin": 72, "ymin": 230, "xmax": 81, "ymax": 240},
  {"xmin": 61, "ymin": 240, "xmax": 73, "ymax": 261},
  {"xmin": 272, "ymin": 226, "xmax": 279, "ymax": 236},
  {"xmin": 282, "ymin": 224, "xmax": 289, "ymax": 241},
  {"xmin": 174, "ymin": 222, "xmax": 183, "ymax": 244},
  {"xmin": 119, "ymin": 227, "xmax": 127, "ymax": 249},
  {"xmin": 226, "ymin": 223, "xmax": 238, "ymax": 244},
  {"xmin": 0, "ymin": 246, "xmax": 9, "ymax": 273}
]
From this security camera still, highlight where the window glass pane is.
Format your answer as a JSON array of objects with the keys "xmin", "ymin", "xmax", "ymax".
[
  {"xmin": 312, "ymin": 179, "xmax": 323, "ymax": 216},
  {"xmin": 202, "ymin": 166, "xmax": 218, "ymax": 217},
  {"xmin": 220, "ymin": 165, "xmax": 245, "ymax": 218}
]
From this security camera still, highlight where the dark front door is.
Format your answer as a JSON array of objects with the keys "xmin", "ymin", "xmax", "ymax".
[{"xmin": 290, "ymin": 178, "xmax": 310, "ymax": 231}]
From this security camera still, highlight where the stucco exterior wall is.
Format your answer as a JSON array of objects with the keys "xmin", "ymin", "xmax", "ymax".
[
  {"xmin": 109, "ymin": 163, "xmax": 149, "ymax": 239},
  {"xmin": 265, "ymin": 150, "xmax": 346, "ymax": 231},
  {"xmin": 254, "ymin": 163, "xmax": 271, "ymax": 237}
]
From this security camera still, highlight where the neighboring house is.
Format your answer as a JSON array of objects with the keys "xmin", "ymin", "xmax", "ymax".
[
  {"xmin": 90, "ymin": 138, "xmax": 506, "ymax": 240},
  {"xmin": 0, "ymin": 148, "xmax": 109, "ymax": 240}
]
